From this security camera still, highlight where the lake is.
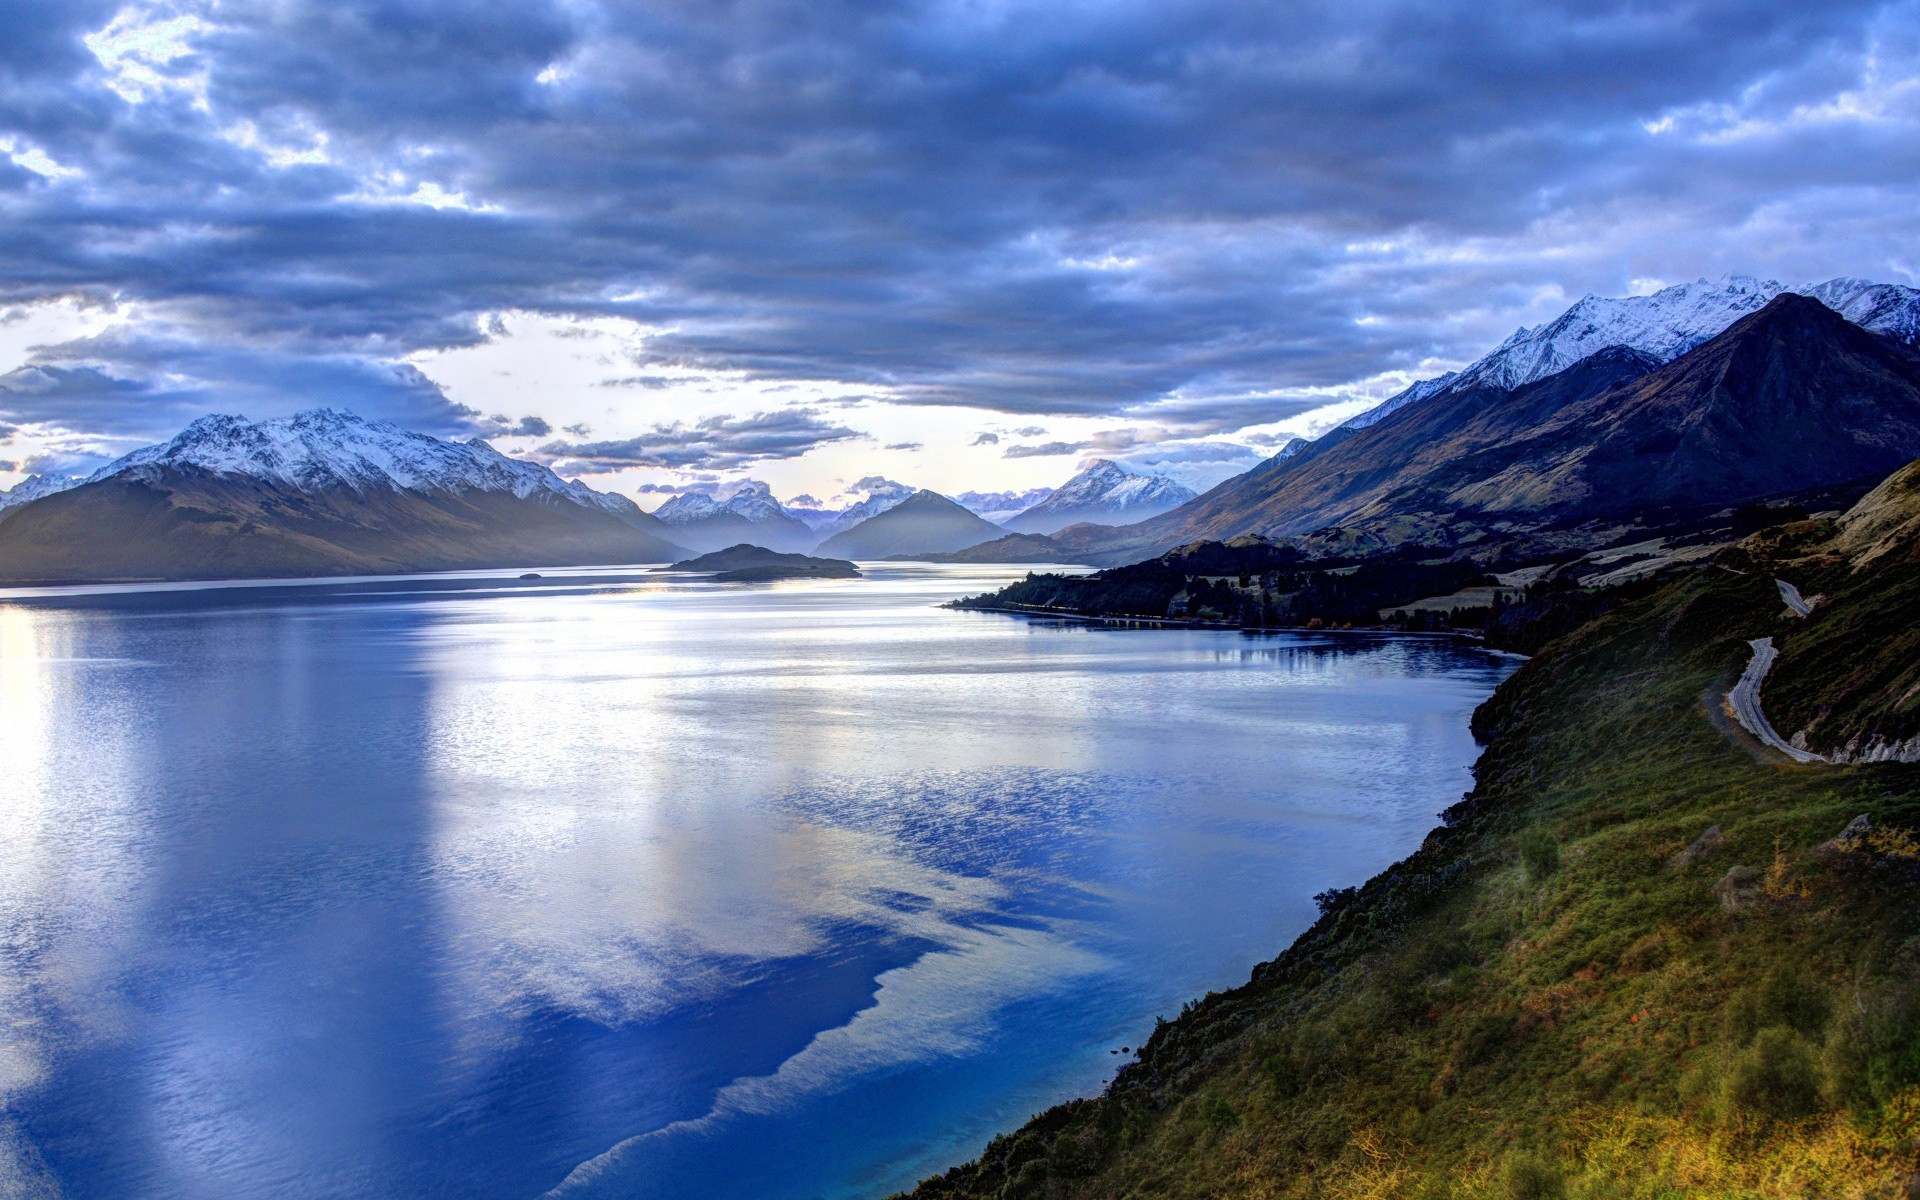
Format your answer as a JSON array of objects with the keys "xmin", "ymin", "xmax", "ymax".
[{"xmin": 0, "ymin": 564, "xmax": 1516, "ymax": 1200}]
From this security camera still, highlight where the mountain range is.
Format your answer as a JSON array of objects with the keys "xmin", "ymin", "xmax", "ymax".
[
  {"xmin": 9, "ymin": 276, "xmax": 1920, "ymax": 583},
  {"xmin": 953, "ymin": 486, "xmax": 1056, "ymax": 525},
  {"xmin": 1053, "ymin": 284, "xmax": 1920, "ymax": 564},
  {"xmin": 651, "ymin": 481, "xmax": 820, "ymax": 553},
  {"xmin": 0, "ymin": 410, "xmax": 689, "ymax": 582},
  {"xmin": 1343, "ymin": 275, "xmax": 1920, "ymax": 430},
  {"xmin": 1000, "ymin": 460, "xmax": 1196, "ymax": 534},
  {"xmin": 645, "ymin": 462, "xmax": 1190, "ymax": 553}
]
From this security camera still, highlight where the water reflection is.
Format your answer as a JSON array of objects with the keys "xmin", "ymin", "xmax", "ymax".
[{"xmin": 0, "ymin": 566, "xmax": 1515, "ymax": 1199}]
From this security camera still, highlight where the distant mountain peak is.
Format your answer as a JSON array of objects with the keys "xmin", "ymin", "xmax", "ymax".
[
  {"xmin": 81, "ymin": 407, "xmax": 644, "ymax": 520},
  {"xmin": 1003, "ymin": 459, "xmax": 1197, "ymax": 535},
  {"xmin": 783, "ymin": 477, "xmax": 915, "ymax": 535},
  {"xmin": 0, "ymin": 408, "xmax": 690, "ymax": 581},
  {"xmin": 1341, "ymin": 275, "xmax": 1920, "ymax": 432},
  {"xmin": 654, "ymin": 478, "xmax": 790, "ymax": 525},
  {"xmin": 955, "ymin": 485, "xmax": 1055, "ymax": 524},
  {"xmin": 813, "ymin": 488, "xmax": 1007, "ymax": 558},
  {"xmin": 0, "ymin": 473, "xmax": 82, "ymax": 516}
]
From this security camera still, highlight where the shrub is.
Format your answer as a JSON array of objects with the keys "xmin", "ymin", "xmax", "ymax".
[
  {"xmin": 1518, "ymin": 827, "xmax": 1561, "ymax": 881},
  {"xmin": 1458, "ymin": 1010, "xmax": 1519, "ymax": 1066},
  {"xmin": 1723, "ymin": 968, "xmax": 1830, "ymax": 1045},
  {"xmin": 1721, "ymin": 1027, "xmax": 1822, "ymax": 1119},
  {"xmin": 1822, "ymin": 987, "xmax": 1920, "ymax": 1110},
  {"xmin": 1503, "ymin": 1150, "xmax": 1566, "ymax": 1200}
]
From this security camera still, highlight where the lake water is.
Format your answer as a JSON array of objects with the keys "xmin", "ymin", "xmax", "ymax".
[{"xmin": 0, "ymin": 564, "xmax": 1515, "ymax": 1200}]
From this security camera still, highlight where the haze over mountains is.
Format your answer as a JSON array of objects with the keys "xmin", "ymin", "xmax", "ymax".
[
  {"xmin": 815, "ymin": 491, "xmax": 1008, "ymax": 559},
  {"xmin": 6, "ymin": 275, "xmax": 1920, "ymax": 584}
]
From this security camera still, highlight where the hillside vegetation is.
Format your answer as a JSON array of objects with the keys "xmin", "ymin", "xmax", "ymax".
[{"xmin": 902, "ymin": 475, "xmax": 1920, "ymax": 1199}]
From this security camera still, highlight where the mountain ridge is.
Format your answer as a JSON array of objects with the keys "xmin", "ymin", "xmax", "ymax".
[
  {"xmin": 1003, "ymin": 460, "xmax": 1197, "ymax": 534},
  {"xmin": 651, "ymin": 480, "xmax": 818, "ymax": 552},
  {"xmin": 814, "ymin": 490, "xmax": 1007, "ymax": 559},
  {"xmin": 1053, "ymin": 295, "xmax": 1920, "ymax": 564},
  {"xmin": 1344, "ymin": 275, "xmax": 1920, "ymax": 432},
  {"xmin": 0, "ymin": 410, "xmax": 689, "ymax": 582}
]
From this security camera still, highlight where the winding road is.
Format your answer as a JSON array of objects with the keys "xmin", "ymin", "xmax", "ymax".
[
  {"xmin": 1726, "ymin": 635, "xmax": 1826, "ymax": 764},
  {"xmin": 1776, "ymin": 578, "xmax": 1817, "ymax": 618}
]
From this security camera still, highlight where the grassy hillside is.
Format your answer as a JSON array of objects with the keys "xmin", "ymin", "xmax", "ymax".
[{"xmin": 901, "ymin": 534, "xmax": 1920, "ymax": 1197}]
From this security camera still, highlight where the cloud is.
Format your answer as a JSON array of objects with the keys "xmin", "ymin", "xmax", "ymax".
[
  {"xmin": 1111, "ymin": 440, "xmax": 1264, "ymax": 468},
  {"xmin": 0, "ymin": 330, "xmax": 482, "ymax": 445},
  {"xmin": 0, "ymin": 0, "xmax": 1913, "ymax": 453},
  {"xmin": 1003, "ymin": 441, "xmax": 1086, "ymax": 459},
  {"xmin": 537, "ymin": 409, "xmax": 863, "ymax": 473},
  {"xmin": 884, "ymin": 441, "xmax": 922, "ymax": 451},
  {"xmin": 597, "ymin": 375, "xmax": 704, "ymax": 390},
  {"xmin": 476, "ymin": 414, "xmax": 552, "ymax": 438},
  {"xmin": 969, "ymin": 432, "xmax": 1000, "ymax": 445}
]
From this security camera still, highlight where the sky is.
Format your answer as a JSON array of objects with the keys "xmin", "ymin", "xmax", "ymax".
[{"xmin": 2, "ymin": 0, "xmax": 1919, "ymax": 508}]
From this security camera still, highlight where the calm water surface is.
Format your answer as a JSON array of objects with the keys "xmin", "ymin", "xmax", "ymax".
[{"xmin": 0, "ymin": 564, "xmax": 1516, "ymax": 1200}]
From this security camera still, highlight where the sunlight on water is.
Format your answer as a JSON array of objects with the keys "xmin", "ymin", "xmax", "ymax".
[{"xmin": 0, "ymin": 565, "xmax": 1515, "ymax": 1200}]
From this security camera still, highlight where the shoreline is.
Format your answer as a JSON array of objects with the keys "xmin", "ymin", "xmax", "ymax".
[{"xmin": 947, "ymin": 599, "xmax": 1519, "ymax": 651}]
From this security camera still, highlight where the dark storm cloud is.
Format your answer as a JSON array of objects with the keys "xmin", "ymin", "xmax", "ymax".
[
  {"xmin": 0, "ymin": 330, "xmax": 481, "ymax": 449},
  {"xmin": 536, "ymin": 408, "xmax": 862, "ymax": 472},
  {"xmin": 3, "ymin": 0, "xmax": 1918, "ymax": 440}
]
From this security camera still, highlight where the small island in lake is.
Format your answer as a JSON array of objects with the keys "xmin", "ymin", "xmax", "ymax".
[{"xmin": 663, "ymin": 543, "xmax": 862, "ymax": 582}]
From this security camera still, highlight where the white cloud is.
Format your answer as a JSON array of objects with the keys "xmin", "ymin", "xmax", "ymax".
[
  {"xmin": 344, "ymin": 174, "xmax": 502, "ymax": 213},
  {"xmin": 83, "ymin": 8, "xmax": 213, "ymax": 107},
  {"xmin": 0, "ymin": 139, "xmax": 81, "ymax": 181},
  {"xmin": 220, "ymin": 122, "xmax": 332, "ymax": 168}
]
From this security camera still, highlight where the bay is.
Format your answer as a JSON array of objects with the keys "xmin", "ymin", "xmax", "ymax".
[{"xmin": 0, "ymin": 564, "xmax": 1516, "ymax": 1200}]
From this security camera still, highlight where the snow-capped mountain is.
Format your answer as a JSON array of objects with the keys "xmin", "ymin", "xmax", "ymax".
[
  {"xmin": 653, "ymin": 480, "xmax": 790, "ymax": 525},
  {"xmin": 1342, "ymin": 276, "xmax": 1920, "ymax": 430},
  {"xmin": 954, "ymin": 487, "xmax": 1055, "ymax": 525},
  {"xmin": 650, "ymin": 479, "xmax": 816, "ymax": 552},
  {"xmin": 1342, "ymin": 374, "xmax": 1458, "ymax": 431},
  {"xmin": 1003, "ymin": 460, "xmax": 1197, "ymax": 534},
  {"xmin": 0, "ymin": 408, "xmax": 689, "ymax": 583},
  {"xmin": 0, "ymin": 473, "xmax": 80, "ymax": 516},
  {"xmin": 785, "ymin": 477, "xmax": 916, "ymax": 537},
  {"xmin": 88, "ymin": 409, "xmax": 655, "ymax": 523}
]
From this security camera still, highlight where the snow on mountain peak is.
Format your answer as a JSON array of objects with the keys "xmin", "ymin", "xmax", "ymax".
[
  {"xmin": 80, "ymin": 408, "xmax": 641, "ymax": 517},
  {"xmin": 955, "ymin": 486, "xmax": 1055, "ymax": 524},
  {"xmin": 784, "ymin": 477, "xmax": 915, "ymax": 533},
  {"xmin": 1339, "ymin": 275, "xmax": 1920, "ymax": 432},
  {"xmin": 1005, "ymin": 459, "xmax": 1197, "ymax": 531},
  {"xmin": 0, "ymin": 473, "xmax": 82, "ymax": 514},
  {"xmin": 653, "ymin": 478, "xmax": 794, "ymax": 525}
]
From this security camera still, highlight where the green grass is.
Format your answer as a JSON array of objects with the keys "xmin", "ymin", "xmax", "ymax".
[{"xmin": 899, "ymin": 563, "xmax": 1920, "ymax": 1200}]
